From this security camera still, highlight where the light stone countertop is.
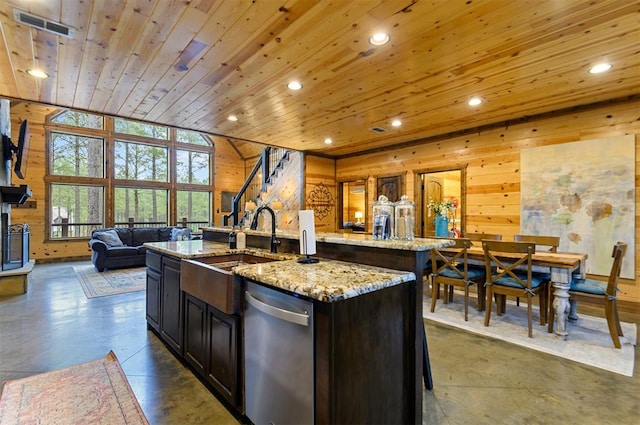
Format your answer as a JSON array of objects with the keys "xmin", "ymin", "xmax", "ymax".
[
  {"xmin": 233, "ymin": 258, "xmax": 416, "ymax": 302},
  {"xmin": 201, "ymin": 226, "xmax": 453, "ymax": 251},
  {"xmin": 143, "ymin": 240, "xmax": 298, "ymax": 261}
]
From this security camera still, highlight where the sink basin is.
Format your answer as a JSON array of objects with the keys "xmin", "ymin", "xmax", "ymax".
[{"xmin": 181, "ymin": 254, "xmax": 279, "ymax": 314}]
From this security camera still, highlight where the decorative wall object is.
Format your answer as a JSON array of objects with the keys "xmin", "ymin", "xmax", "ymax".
[
  {"xmin": 520, "ymin": 135, "xmax": 635, "ymax": 278},
  {"xmin": 306, "ymin": 182, "xmax": 334, "ymax": 219},
  {"xmin": 376, "ymin": 175, "xmax": 403, "ymax": 203}
]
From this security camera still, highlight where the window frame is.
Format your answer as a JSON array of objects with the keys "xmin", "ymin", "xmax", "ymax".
[{"xmin": 45, "ymin": 112, "xmax": 214, "ymax": 241}]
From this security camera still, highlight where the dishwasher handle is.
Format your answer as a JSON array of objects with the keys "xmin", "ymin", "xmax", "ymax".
[{"xmin": 245, "ymin": 291, "xmax": 310, "ymax": 326}]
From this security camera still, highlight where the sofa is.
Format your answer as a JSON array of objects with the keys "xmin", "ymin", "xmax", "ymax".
[{"xmin": 89, "ymin": 226, "xmax": 191, "ymax": 272}]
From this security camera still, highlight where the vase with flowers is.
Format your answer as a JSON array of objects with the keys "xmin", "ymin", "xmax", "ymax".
[{"xmin": 427, "ymin": 198, "xmax": 455, "ymax": 237}]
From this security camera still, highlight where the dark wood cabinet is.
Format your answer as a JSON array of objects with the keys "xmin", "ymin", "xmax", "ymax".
[
  {"xmin": 206, "ymin": 306, "xmax": 238, "ymax": 405},
  {"xmin": 183, "ymin": 293, "xmax": 239, "ymax": 407},
  {"xmin": 146, "ymin": 251, "xmax": 183, "ymax": 355},
  {"xmin": 145, "ymin": 267, "xmax": 161, "ymax": 332},
  {"xmin": 160, "ymin": 256, "xmax": 183, "ymax": 354},
  {"xmin": 184, "ymin": 294, "xmax": 207, "ymax": 376}
]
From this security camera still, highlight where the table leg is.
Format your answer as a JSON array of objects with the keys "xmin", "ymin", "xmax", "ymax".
[{"xmin": 552, "ymin": 282, "xmax": 571, "ymax": 339}]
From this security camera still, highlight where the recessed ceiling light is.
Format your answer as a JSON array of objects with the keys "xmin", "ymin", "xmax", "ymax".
[
  {"xmin": 391, "ymin": 119, "xmax": 402, "ymax": 127},
  {"xmin": 589, "ymin": 63, "xmax": 612, "ymax": 74},
  {"xmin": 227, "ymin": 115, "xmax": 238, "ymax": 122},
  {"xmin": 369, "ymin": 32, "xmax": 390, "ymax": 46},
  {"xmin": 467, "ymin": 97, "xmax": 483, "ymax": 106},
  {"xmin": 26, "ymin": 69, "xmax": 48, "ymax": 78},
  {"xmin": 287, "ymin": 81, "xmax": 302, "ymax": 90},
  {"xmin": 324, "ymin": 138, "xmax": 333, "ymax": 145}
]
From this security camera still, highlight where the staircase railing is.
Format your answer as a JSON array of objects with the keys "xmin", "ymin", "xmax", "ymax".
[{"xmin": 223, "ymin": 147, "xmax": 290, "ymax": 227}]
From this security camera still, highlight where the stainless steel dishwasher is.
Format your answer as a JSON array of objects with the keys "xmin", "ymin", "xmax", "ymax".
[{"xmin": 244, "ymin": 281, "xmax": 314, "ymax": 425}]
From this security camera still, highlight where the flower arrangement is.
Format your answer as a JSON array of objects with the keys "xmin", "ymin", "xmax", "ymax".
[{"xmin": 427, "ymin": 197, "xmax": 456, "ymax": 217}]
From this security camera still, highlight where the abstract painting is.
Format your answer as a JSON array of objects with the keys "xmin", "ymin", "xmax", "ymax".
[{"xmin": 520, "ymin": 135, "xmax": 635, "ymax": 278}]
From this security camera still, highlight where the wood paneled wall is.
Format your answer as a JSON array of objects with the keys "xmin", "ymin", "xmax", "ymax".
[
  {"xmin": 304, "ymin": 155, "xmax": 336, "ymax": 233},
  {"xmin": 336, "ymin": 98, "xmax": 640, "ymax": 304}
]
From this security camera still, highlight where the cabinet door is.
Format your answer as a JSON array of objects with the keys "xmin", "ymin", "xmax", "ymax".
[
  {"xmin": 146, "ymin": 268, "xmax": 161, "ymax": 332},
  {"xmin": 161, "ymin": 257, "xmax": 183, "ymax": 354},
  {"xmin": 207, "ymin": 307, "xmax": 238, "ymax": 406},
  {"xmin": 184, "ymin": 294, "xmax": 207, "ymax": 377}
]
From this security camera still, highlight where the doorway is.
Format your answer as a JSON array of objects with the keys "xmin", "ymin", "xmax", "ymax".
[{"xmin": 416, "ymin": 168, "xmax": 465, "ymax": 238}]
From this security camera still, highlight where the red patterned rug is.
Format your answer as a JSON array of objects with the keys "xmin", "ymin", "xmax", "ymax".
[{"xmin": 0, "ymin": 351, "xmax": 149, "ymax": 424}]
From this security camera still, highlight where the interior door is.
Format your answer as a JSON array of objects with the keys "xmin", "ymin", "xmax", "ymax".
[{"xmin": 423, "ymin": 178, "xmax": 443, "ymax": 237}]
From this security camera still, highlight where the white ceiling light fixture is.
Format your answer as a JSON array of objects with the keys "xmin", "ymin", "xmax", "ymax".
[
  {"xmin": 391, "ymin": 119, "xmax": 402, "ymax": 127},
  {"xmin": 324, "ymin": 138, "xmax": 333, "ymax": 145},
  {"xmin": 589, "ymin": 63, "xmax": 612, "ymax": 74},
  {"xmin": 287, "ymin": 81, "xmax": 302, "ymax": 90},
  {"xmin": 227, "ymin": 115, "xmax": 238, "ymax": 122},
  {"xmin": 467, "ymin": 97, "xmax": 483, "ymax": 106},
  {"xmin": 26, "ymin": 69, "xmax": 48, "ymax": 79},
  {"xmin": 369, "ymin": 32, "xmax": 390, "ymax": 46}
]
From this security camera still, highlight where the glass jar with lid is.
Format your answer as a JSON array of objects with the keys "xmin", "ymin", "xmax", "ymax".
[
  {"xmin": 372, "ymin": 195, "xmax": 394, "ymax": 240},
  {"xmin": 394, "ymin": 195, "xmax": 415, "ymax": 240}
]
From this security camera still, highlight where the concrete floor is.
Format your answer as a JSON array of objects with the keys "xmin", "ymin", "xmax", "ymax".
[{"xmin": 0, "ymin": 261, "xmax": 638, "ymax": 424}]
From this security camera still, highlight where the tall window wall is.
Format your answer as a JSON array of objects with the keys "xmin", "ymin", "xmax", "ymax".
[{"xmin": 46, "ymin": 110, "xmax": 213, "ymax": 239}]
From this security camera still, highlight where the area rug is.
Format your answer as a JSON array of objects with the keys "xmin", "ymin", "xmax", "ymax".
[
  {"xmin": 74, "ymin": 265, "xmax": 147, "ymax": 299},
  {"xmin": 424, "ymin": 296, "xmax": 636, "ymax": 377},
  {"xmin": 0, "ymin": 351, "xmax": 149, "ymax": 424}
]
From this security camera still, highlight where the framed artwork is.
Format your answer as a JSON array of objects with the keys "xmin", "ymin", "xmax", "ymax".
[
  {"xmin": 520, "ymin": 135, "xmax": 635, "ymax": 278},
  {"xmin": 376, "ymin": 174, "xmax": 403, "ymax": 202}
]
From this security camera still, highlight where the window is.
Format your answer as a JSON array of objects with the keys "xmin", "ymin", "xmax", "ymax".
[
  {"xmin": 47, "ymin": 113, "xmax": 212, "ymax": 239},
  {"xmin": 114, "ymin": 141, "xmax": 168, "ymax": 182},
  {"xmin": 177, "ymin": 190, "xmax": 211, "ymax": 230},
  {"xmin": 50, "ymin": 184, "xmax": 104, "ymax": 238},
  {"xmin": 176, "ymin": 149, "xmax": 210, "ymax": 184},
  {"xmin": 176, "ymin": 129, "xmax": 211, "ymax": 146},
  {"xmin": 50, "ymin": 132, "xmax": 104, "ymax": 177},
  {"xmin": 50, "ymin": 110, "xmax": 104, "ymax": 130},
  {"xmin": 114, "ymin": 188, "xmax": 168, "ymax": 226},
  {"xmin": 114, "ymin": 118, "xmax": 168, "ymax": 140}
]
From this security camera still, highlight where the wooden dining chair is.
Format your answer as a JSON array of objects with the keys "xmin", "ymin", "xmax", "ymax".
[
  {"xmin": 513, "ymin": 235, "xmax": 559, "ymax": 307},
  {"xmin": 430, "ymin": 238, "xmax": 485, "ymax": 321},
  {"xmin": 466, "ymin": 233, "xmax": 502, "ymax": 246},
  {"xmin": 548, "ymin": 242, "xmax": 627, "ymax": 348},
  {"xmin": 514, "ymin": 234, "xmax": 559, "ymax": 252},
  {"xmin": 482, "ymin": 240, "xmax": 549, "ymax": 337}
]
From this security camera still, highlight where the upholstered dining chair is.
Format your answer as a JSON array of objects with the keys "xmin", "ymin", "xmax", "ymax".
[
  {"xmin": 548, "ymin": 241, "xmax": 627, "ymax": 348},
  {"xmin": 430, "ymin": 238, "xmax": 485, "ymax": 321},
  {"xmin": 482, "ymin": 240, "xmax": 549, "ymax": 337}
]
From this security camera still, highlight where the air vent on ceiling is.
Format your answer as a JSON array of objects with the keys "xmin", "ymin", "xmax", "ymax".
[
  {"xmin": 370, "ymin": 126, "xmax": 387, "ymax": 133},
  {"xmin": 13, "ymin": 9, "xmax": 74, "ymax": 38}
]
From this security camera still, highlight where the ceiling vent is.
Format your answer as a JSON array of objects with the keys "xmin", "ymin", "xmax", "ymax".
[
  {"xmin": 13, "ymin": 9, "xmax": 74, "ymax": 38},
  {"xmin": 370, "ymin": 127, "xmax": 386, "ymax": 133}
]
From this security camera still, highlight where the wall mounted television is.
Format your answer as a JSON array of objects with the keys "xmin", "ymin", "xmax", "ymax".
[{"xmin": 2, "ymin": 119, "xmax": 29, "ymax": 179}]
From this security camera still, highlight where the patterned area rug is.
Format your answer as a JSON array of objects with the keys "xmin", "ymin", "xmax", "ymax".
[
  {"xmin": 424, "ymin": 296, "xmax": 636, "ymax": 377},
  {"xmin": 74, "ymin": 265, "xmax": 147, "ymax": 299},
  {"xmin": 0, "ymin": 351, "xmax": 149, "ymax": 424}
]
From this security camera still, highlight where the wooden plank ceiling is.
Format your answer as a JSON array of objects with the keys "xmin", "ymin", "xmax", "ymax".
[{"xmin": 0, "ymin": 0, "xmax": 638, "ymax": 158}]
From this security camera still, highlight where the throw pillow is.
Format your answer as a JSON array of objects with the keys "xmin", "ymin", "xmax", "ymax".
[
  {"xmin": 95, "ymin": 229, "xmax": 124, "ymax": 247},
  {"xmin": 170, "ymin": 227, "xmax": 191, "ymax": 241}
]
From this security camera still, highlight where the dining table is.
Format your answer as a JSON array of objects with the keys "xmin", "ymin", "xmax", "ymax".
[{"xmin": 459, "ymin": 245, "xmax": 588, "ymax": 339}]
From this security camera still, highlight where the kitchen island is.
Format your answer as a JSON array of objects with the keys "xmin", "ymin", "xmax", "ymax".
[{"xmin": 144, "ymin": 235, "xmax": 451, "ymax": 424}]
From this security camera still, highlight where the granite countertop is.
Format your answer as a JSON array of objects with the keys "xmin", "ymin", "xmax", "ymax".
[
  {"xmin": 233, "ymin": 259, "xmax": 416, "ymax": 302},
  {"xmin": 201, "ymin": 226, "xmax": 453, "ymax": 251},
  {"xmin": 143, "ymin": 240, "xmax": 297, "ymax": 261}
]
